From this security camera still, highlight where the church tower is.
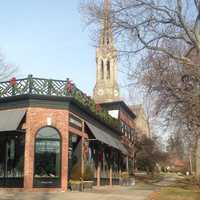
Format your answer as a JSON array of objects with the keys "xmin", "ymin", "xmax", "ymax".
[{"xmin": 93, "ymin": 0, "xmax": 120, "ymax": 103}]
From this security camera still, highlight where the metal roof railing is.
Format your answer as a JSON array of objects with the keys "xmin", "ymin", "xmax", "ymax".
[{"xmin": 0, "ymin": 75, "xmax": 120, "ymax": 131}]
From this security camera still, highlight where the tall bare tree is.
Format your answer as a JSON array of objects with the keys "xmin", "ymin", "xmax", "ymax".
[
  {"xmin": 81, "ymin": 0, "xmax": 200, "ymax": 174},
  {"xmin": 0, "ymin": 53, "xmax": 16, "ymax": 81}
]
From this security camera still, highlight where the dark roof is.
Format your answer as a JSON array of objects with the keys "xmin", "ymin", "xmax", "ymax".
[
  {"xmin": 0, "ymin": 94, "xmax": 122, "ymax": 136},
  {"xmin": 0, "ymin": 109, "xmax": 26, "ymax": 132},
  {"xmin": 100, "ymin": 100, "xmax": 136, "ymax": 119},
  {"xmin": 86, "ymin": 121, "xmax": 128, "ymax": 155}
]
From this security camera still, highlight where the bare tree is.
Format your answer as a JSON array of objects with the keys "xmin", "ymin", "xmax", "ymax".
[
  {"xmin": 81, "ymin": 0, "xmax": 199, "ymax": 57},
  {"xmin": 0, "ymin": 53, "xmax": 16, "ymax": 81},
  {"xmin": 135, "ymin": 135, "xmax": 168, "ymax": 175},
  {"xmin": 81, "ymin": 0, "xmax": 200, "ymax": 175}
]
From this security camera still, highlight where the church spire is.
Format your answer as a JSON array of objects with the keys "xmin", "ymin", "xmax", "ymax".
[
  {"xmin": 93, "ymin": 0, "xmax": 120, "ymax": 103},
  {"xmin": 100, "ymin": 0, "xmax": 113, "ymax": 46},
  {"xmin": 103, "ymin": 0, "xmax": 110, "ymax": 15}
]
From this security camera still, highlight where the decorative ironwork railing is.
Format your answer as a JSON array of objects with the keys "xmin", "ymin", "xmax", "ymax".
[{"xmin": 0, "ymin": 75, "xmax": 120, "ymax": 131}]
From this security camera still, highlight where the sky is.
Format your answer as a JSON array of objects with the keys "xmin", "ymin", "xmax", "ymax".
[
  {"xmin": 0, "ymin": 0, "xmax": 169, "ymax": 142},
  {"xmin": 0, "ymin": 0, "xmax": 99, "ymax": 95}
]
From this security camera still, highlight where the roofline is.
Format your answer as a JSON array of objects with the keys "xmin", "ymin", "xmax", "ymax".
[
  {"xmin": 100, "ymin": 100, "xmax": 136, "ymax": 119},
  {"xmin": 0, "ymin": 94, "xmax": 122, "ymax": 135}
]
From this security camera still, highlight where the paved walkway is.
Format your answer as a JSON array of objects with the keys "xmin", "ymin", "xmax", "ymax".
[
  {"xmin": 0, "ymin": 185, "xmax": 154, "ymax": 200},
  {"xmin": 0, "ymin": 174, "xmax": 180, "ymax": 200},
  {"xmin": 153, "ymin": 173, "xmax": 183, "ymax": 187}
]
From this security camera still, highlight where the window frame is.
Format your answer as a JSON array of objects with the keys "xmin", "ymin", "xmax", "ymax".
[{"xmin": 33, "ymin": 126, "xmax": 62, "ymax": 188}]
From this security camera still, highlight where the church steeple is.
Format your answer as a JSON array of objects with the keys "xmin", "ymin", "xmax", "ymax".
[
  {"xmin": 100, "ymin": 0, "xmax": 113, "ymax": 46},
  {"xmin": 93, "ymin": 0, "xmax": 120, "ymax": 104}
]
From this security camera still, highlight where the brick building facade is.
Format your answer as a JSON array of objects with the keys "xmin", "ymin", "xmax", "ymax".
[
  {"xmin": 0, "ymin": 77, "xmax": 135, "ymax": 191},
  {"xmin": 0, "ymin": 0, "xmax": 143, "ymax": 192}
]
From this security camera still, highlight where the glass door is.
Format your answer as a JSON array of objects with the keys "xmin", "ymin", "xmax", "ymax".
[
  {"xmin": 0, "ymin": 133, "xmax": 25, "ymax": 188},
  {"xmin": 68, "ymin": 133, "xmax": 82, "ymax": 181}
]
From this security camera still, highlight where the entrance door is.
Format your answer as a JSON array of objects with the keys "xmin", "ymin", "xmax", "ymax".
[
  {"xmin": 0, "ymin": 133, "xmax": 25, "ymax": 188},
  {"xmin": 68, "ymin": 133, "xmax": 82, "ymax": 181}
]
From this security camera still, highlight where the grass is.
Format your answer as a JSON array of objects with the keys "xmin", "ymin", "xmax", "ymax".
[
  {"xmin": 149, "ymin": 175, "xmax": 200, "ymax": 200},
  {"xmin": 135, "ymin": 173, "xmax": 164, "ymax": 184},
  {"xmin": 174, "ymin": 176, "xmax": 199, "ymax": 188},
  {"xmin": 149, "ymin": 187, "xmax": 200, "ymax": 200}
]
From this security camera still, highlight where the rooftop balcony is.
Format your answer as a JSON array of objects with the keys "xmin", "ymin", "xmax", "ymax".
[{"xmin": 0, "ymin": 75, "xmax": 120, "ymax": 132}]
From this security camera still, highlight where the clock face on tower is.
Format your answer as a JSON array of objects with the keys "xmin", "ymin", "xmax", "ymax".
[
  {"xmin": 97, "ymin": 89, "xmax": 104, "ymax": 96},
  {"xmin": 114, "ymin": 89, "xmax": 119, "ymax": 97}
]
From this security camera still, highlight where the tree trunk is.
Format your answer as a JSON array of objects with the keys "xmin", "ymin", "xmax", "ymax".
[{"xmin": 196, "ymin": 137, "xmax": 200, "ymax": 179}]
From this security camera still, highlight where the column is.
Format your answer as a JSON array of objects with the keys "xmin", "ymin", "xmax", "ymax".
[
  {"xmin": 81, "ymin": 137, "xmax": 84, "ymax": 178},
  {"xmin": 23, "ymin": 111, "xmax": 34, "ymax": 190},
  {"xmin": 61, "ymin": 111, "xmax": 69, "ymax": 192},
  {"xmin": 61, "ymin": 130, "xmax": 68, "ymax": 191},
  {"xmin": 97, "ymin": 162, "xmax": 101, "ymax": 187},
  {"xmin": 126, "ymin": 156, "xmax": 129, "ymax": 172},
  {"xmin": 109, "ymin": 167, "xmax": 112, "ymax": 186}
]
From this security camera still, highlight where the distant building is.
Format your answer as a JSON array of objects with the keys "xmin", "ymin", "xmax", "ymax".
[
  {"xmin": 130, "ymin": 105, "xmax": 151, "ymax": 138},
  {"xmin": 100, "ymin": 101, "xmax": 136, "ymax": 175}
]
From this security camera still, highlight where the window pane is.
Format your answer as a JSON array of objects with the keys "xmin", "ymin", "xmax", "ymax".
[
  {"xmin": 34, "ymin": 127, "xmax": 61, "ymax": 179},
  {"xmin": 0, "ymin": 134, "xmax": 25, "ymax": 188},
  {"xmin": 36, "ymin": 127, "xmax": 60, "ymax": 139},
  {"xmin": 35, "ymin": 140, "xmax": 60, "ymax": 177},
  {"xmin": 101, "ymin": 60, "xmax": 104, "ymax": 80}
]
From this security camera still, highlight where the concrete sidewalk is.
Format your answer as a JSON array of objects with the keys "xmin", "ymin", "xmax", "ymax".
[{"xmin": 0, "ymin": 186, "xmax": 153, "ymax": 200}]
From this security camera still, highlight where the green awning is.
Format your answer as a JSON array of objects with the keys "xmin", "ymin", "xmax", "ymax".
[
  {"xmin": 86, "ymin": 122, "xmax": 128, "ymax": 155},
  {"xmin": 0, "ymin": 109, "xmax": 26, "ymax": 132}
]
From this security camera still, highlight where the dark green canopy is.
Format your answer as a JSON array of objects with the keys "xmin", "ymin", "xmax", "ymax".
[{"xmin": 86, "ymin": 121, "xmax": 128, "ymax": 155}]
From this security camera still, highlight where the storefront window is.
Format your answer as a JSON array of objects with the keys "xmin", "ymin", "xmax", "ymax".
[
  {"xmin": 34, "ymin": 127, "xmax": 61, "ymax": 188},
  {"xmin": 0, "ymin": 133, "xmax": 25, "ymax": 188}
]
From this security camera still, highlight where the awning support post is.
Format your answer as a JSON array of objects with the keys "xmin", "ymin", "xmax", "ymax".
[
  {"xmin": 97, "ymin": 162, "xmax": 100, "ymax": 187},
  {"xmin": 109, "ymin": 167, "xmax": 112, "ymax": 186},
  {"xmin": 126, "ymin": 156, "xmax": 129, "ymax": 172}
]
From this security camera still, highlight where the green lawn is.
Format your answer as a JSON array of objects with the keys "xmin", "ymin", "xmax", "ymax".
[
  {"xmin": 151, "ymin": 187, "xmax": 200, "ymax": 200},
  {"xmin": 149, "ymin": 175, "xmax": 200, "ymax": 200}
]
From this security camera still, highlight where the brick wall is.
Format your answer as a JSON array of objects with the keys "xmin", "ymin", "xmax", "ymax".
[
  {"xmin": 119, "ymin": 110, "xmax": 135, "ymax": 159},
  {"xmin": 119, "ymin": 110, "xmax": 135, "ymax": 129},
  {"xmin": 24, "ymin": 107, "xmax": 69, "ymax": 192}
]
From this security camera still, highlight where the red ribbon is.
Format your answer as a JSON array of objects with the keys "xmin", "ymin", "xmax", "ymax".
[
  {"xmin": 9, "ymin": 77, "xmax": 17, "ymax": 86},
  {"xmin": 66, "ymin": 80, "xmax": 74, "ymax": 93},
  {"xmin": 96, "ymin": 104, "xmax": 101, "ymax": 112}
]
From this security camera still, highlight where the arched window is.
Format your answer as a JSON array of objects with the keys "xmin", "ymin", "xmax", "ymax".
[
  {"xmin": 107, "ymin": 60, "xmax": 110, "ymax": 79},
  {"xmin": 101, "ymin": 60, "xmax": 104, "ymax": 80},
  {"xmin": 106, "ymin": 33, "xmax": 110, "ymax": 45},
  {"xmin": 107, "ymin": 38, "xmax": 109, "ymax": 45},
  {"xmin": 34, "ymin": 127, "xmax": 61, "ymax": 187}
]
